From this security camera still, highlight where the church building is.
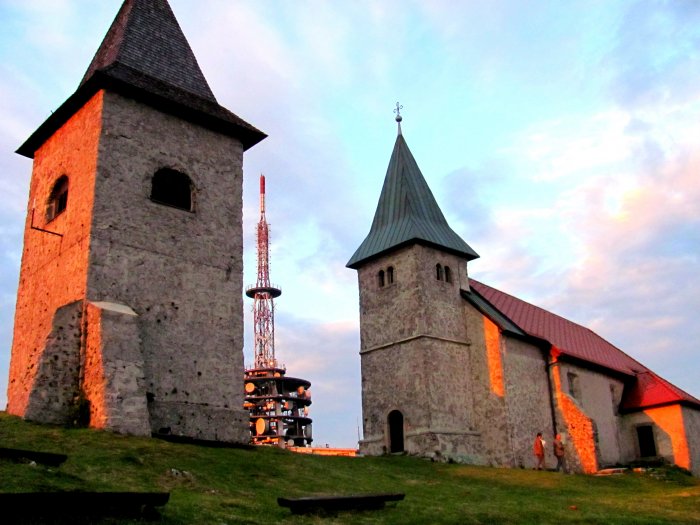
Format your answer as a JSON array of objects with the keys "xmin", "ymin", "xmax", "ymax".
[
  {"xmin": 347, "ymin": 114, "xmax": 700, "ymax": 476},
  {"xmin": 7, "ymin": 0, "xmax": 264, "ymax": 442}
]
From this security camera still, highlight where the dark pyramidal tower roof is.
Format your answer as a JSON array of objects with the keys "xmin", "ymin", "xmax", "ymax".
[
  {"xmin": 81, "ymin": 0, "xmax": 216, "ymax": 102},
  {"xmin": 347, "ymin": 129, "xmax": 479, "ymax": 268},
  {"xmin": 18, "ymin": 0, "xmax": 265, "ymax": 157}
]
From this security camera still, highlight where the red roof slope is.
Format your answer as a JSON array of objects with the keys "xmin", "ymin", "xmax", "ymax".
[
  {"xmin": 620, "ymin": 370, "xmax": 700, "ymax": 411},
  {"xmin": 469, "ymin": 279, "xmax": 700, "ymax": 411}
]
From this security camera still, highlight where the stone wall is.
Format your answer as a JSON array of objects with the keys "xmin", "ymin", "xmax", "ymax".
[
  {"xmin": 500, "ymin": 336, "xmax": 554, "ymax": 469},
  {"xmin": 462, "ymin": 305, "xmax": 512, "ymax": 466},
  {"xmin": 8, "ymin": 92, "xmax": 103, "ymax": 416},
  {"xmin": 554, "ymin": 361, "xmax": 625, "ymax": 468},
  {"xmin": 8, "ymin": 89, "xmax": 250, "ymax": 443},
  {"xmin": 357, "ymin": 244, "xmax": 480, "ymax": 459},
  {"xmin": 682, "ymin": 407, "xmax": 700, "ymax": 477},
  {"xmin": 86, "ymin": 92, "xmax": 248, "ymax": 442},
  {"xmin": 23, "ymin": 301, "xmax": 83, "ymax": 424},
  {"xmin": 549, "ymin": 361, "xmax": 599, "ymax": 473},
  {"xmin": 359, "ymin": 341, "xmax": 431, "ymax": 454},
  {"xmin": 83, "ymin": 301, "xmax": 150, "ymax": 436},
  {"xmin": 620, "ymin": 405, "xmax": 698, "ymax": 475}
]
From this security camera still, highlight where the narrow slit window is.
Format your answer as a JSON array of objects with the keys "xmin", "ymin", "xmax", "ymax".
[
  {"xmin": 567, "ymin": 372, "xmax": 581, "ymax": 401},
  {"xmin": 610, "ymin": 384, "xmax": 619, "ymax": 415},
  {"xmin": 46, "ymin": 175, "xmax": 69, "ymax": 221},
  {"xmin": 151, "ymin": 168, "xmax": 193, "ymax": 211},
  {"xmin": 378, "ymin": 270, "xmax": 385, "ymax": 288},
  {"xmin": 444, "ymin": 266, "xmax": 452, "ymax": 283},
  {"xmin": 387, "ymin": 266, "xmax": 394, "ymax": 284},
  {"xmin": 436, "ymin": 264, "xmax": 443, "ymax": 281}
]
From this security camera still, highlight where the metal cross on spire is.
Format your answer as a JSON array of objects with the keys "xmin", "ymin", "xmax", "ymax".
[{"xmin": 394, "ymin": 102, "xmax": 403, "ymax": 135}]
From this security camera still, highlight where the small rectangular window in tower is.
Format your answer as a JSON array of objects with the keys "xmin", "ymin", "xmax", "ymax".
[
  {"xmin": 377, "ymin": 270, "xmax": 385, "ymax": 288},
  {"xmin": 610, "ymin": 384, "xmax": 619, "ymax": 415},
  {"xmin": 435, "ymin": 264, "xmax": 443, "ymax": 281},
  {"xmin": 567, "ymin": 372, "xmax": 581, "ymax": 401}
]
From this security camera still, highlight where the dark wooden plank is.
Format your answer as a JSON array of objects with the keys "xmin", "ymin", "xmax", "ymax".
[
  {"xmin": 0, "ymin": 447, "xmax": 67, "ymax": 467},
  {"xmin": 1, "ymin": 492, "xmax": 170, "ymax": 518},
  {"xmin": 278, "ymin": 493, "xmax": 404, "ymax": 514}
]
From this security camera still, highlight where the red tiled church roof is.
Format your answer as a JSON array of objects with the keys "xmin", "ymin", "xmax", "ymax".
[
  {"xmin": 469, "ymin": 279, "xmax": 700, "ymax": 411},
  {"xmin": 620, "ymin": 370, "xmax": 700, "ymax": 412}
]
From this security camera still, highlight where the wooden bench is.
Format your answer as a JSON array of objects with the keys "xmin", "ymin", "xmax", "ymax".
[
  {"xmin": 2, "ymin": 492, "xmax": 170, "ymax": 519},
  {"xmin": 0, "ymin": 447, "xmax": 67, "ymax": 467},
  {"xmin": 278, "ymin": 493, "xmax": 405, "ymax": 514}
]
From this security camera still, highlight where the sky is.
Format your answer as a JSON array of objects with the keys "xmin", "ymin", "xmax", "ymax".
[{"xmin": 0, "ymin": 0, "xmax": 699, "ymax": 449}]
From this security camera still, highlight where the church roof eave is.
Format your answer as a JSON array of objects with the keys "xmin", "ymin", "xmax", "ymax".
[
  {"xmin": 17, "ymin": 65, "xmax": 266, "ymax": 158},
  {"xmin": 347, "ymin": 235, "xmax": 478, "ymax": 269},
  {"xmin": 17, "ymin": 0, "xmax": 266, "ymax": 158}
]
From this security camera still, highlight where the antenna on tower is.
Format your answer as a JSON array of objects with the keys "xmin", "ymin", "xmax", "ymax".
[
  {"xmin": 246, "ymin": 174, "xmax": 281, "ymax": 369},
  {"xmin": 243, "ymin": 174, "xmax": 312, "ymax": 447}
]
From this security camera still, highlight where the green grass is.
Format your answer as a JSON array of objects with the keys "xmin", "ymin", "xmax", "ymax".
[{"xmin": 1, "ymin": 412, "xmax": 698, "ymax": 524}]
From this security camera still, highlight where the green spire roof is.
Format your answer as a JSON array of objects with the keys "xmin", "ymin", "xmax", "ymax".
[
  {"xmin": 347, "ymin": 132, "xmax": 479, "ymax": 269},
  {"xmin": 17, "ymin": 0, "xmax": 265, "ymax": 158}
]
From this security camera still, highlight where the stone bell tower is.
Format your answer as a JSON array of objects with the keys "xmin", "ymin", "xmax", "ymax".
[
  {"xmin": 347, "ymin": 109, "xmax": 484, "ymax": 458},
  {"xmin": 7, "ymin": 0, "xmax": 265, "ymax": 442}
]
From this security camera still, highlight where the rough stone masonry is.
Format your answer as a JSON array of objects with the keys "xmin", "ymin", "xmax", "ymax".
[{"xmin": 7, "ymin": 0, "xmax": 266, "ymax": 442}]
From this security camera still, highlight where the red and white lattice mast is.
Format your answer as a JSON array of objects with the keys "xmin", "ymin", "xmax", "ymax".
[
  {"xmin": 244, "ymin": 175, "xmax": 312, "ymax": 447},
  {"xmin": 247, "ymin": 174, "xmax": 281, "ymax": 369}
]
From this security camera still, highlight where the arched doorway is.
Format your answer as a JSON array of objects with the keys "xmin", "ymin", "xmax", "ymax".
[{"xmin": 388, "ymin": 410, "xmax": 404, "ymax": 453}]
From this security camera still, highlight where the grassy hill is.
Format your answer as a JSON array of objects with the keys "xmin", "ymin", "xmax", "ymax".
[{"xmin": 1, "ymin": 412, "xmax": 698, "ymax": 524}]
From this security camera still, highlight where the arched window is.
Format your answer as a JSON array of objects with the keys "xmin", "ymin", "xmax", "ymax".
[
  {"xmin": 378, "ymin": 270, "xmax": 385, "ymax": 288},
  {"xmin": 387, "ymin": 266, "xmax": 394, "ymax": 284},
  {"xmin": 150, "ymin": 168, "xmax": 193, "ymax": 211},
  {"xmin": 444, "ymin": 266, "xmax": 452, "ymax": 283},
  {"xmin": 388, "ymin": 410, "xmax": 404, "ymax": 453},
  {"xmin": 435, "ymin": 264, "xmax": 443, "ymax": 281},
  {"xmin": 46, "ymin": 175, "xmax": 69, "ymax": 221}
]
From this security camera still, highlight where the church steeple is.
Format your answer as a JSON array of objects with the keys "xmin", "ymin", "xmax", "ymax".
[
  {"xmin": 347, "ymin": 115, "xmax": 479, "ymax": 269},
  {"xmin": 17, "ymin": 0, "xmax": 265, "ymax": 158},
  {"xmin": 81, "ymin": 0, "xmax": 216, "ymax": 102},
  {"xmin": 9, "ymin": 0, "xmax": 257, "ymax": 442}
]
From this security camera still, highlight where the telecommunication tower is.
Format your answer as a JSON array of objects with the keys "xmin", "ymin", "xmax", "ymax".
[{"xmin": 243, "ymin": 175, "xmax": 312, "ymax": 446}]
